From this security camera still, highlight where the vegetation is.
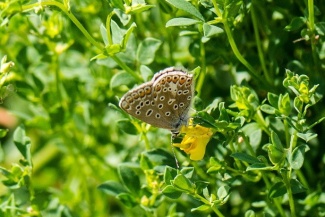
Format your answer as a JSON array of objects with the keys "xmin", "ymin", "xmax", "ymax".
[{"xmin": 0, "ymin": 0, "xmax": 324, "ymax": 216}]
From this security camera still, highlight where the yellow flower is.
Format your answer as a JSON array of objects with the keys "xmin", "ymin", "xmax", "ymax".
[{"xmin": 173, "ymin": 120, "xmax": 214, "ymax": 161}]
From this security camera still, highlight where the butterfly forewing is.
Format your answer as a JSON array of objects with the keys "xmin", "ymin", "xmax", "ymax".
[{"xmin": 119, "ymin": 67, "xmax": 194, "ymax": 132}]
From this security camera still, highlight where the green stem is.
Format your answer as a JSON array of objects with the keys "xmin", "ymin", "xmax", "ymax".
[
  {"xmin": 307, "ymin": 0, "xmax": 319, "ymax": 76},
  {"xmin": 254, "ymin": 109, "xmax": 271, "ymax": 136},
  {"xmin": 282, "ymin": 173, "xmax": 296, "ymax": 217},
  {"xmin": 288, "ymin": 132, "xmax": 298, "ymax": 178},
  {"xmin": 250, "ymin": 2, "xmax": 272, "ymax": 84},
  {"xmin": 242, "ymin": 134, "xmax": 256, "ymax": 157},
  {"xmin": 142, "ymin": 133, "xmax": 150, "ymax": 150},
  {"xmin": 284, "ymin": 119, "xmax": 290, "ymax": 149},
  {"xmin": 106, "ymin": 11, "xmax": 115, "ymax": 45},
  {"xmin": 111, "ymin": 56, "xmax": 143, "ymax": 82},
  {"xmin": 307, "ymin": 0, "xmax": 315, "ymax": 32},
  {"xmin": 196, "ymin": 37, "xmax": 206, "ymax": 97},
  {"xmin": 289, "ymin": 132, "xmax": 298, "ymax": 152},
  {"xmin": 211, "ymin": 0, "xmax": 272, "ymax": 90}
]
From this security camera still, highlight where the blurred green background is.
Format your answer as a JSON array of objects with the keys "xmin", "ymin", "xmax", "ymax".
[{"xmin": 0, "ymin": 0, "xmax": 325, "ymax": 216}]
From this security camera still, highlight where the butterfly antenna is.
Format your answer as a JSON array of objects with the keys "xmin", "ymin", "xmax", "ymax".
[{"xmin": 170, "ymin": 133, "xmax": 180, "ymax": 169}]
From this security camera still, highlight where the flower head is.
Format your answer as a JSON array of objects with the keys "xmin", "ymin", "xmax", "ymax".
[{"xmin": 173, "ymin": 119, "xmax": 214, "ymax": 161}]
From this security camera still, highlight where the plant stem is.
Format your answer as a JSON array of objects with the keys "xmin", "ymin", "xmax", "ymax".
[
  {"xmin": 250, "ymin": 2, "xmax": 272, "ymax": 84},
  {"xmin": 254, "ymin": 109, "xmax": 271, "ymax": 136},
  {"xmin": 283, "ymin": 173, "xmax": 296, "ymax": 217},
  {"xmin": 211, "ymin": 0, "xmax": 271, "ymax": 90},
  {"xmin": 195, "ymin": 37, "xmax": 206, "ymax": 97},
  {"xmin": 307, "ymin": 0, "xmax": 319, "ymax": 76},
  {"xmin": 284, "ymin": 119, "xmax": 290, "ymax": 148},
  {"xmin": 111, "ymin": 56, "xmax": 143, "ymax": 82}
]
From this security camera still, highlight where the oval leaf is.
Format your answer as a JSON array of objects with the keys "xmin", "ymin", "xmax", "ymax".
[
  {"xmin": 111, "ymin": 72, "xmax": 137, "ymax": 89},
  {"xmin": 269, "ymin": 182, "xmax": 286, "ymax": 198},
  {"xmin": 117, "ymin": 119, "xmax": 138, "ymax": 135},
  {"xmin": 289, "ymin": 144, "xmax": 309, "ymax": 170},
  {"xmin": 118, "ymin": 163, "xmax": 141, "ymax": 194},
  {"xmin": 166, "ymin": 17, "xmax": 201, "ymax": 27},
  {"xmin": 98, "ymin": 181, "xmax": 128, "ymax": 196},
  {"xmin": 136, "ymin": 38, "xmax": 162, "ymax": 65},
  {"xmin": 166, "ymin": 0, "xmax": 205, "ymax": 21},
  {"xmin": 162, "ymin": 185, "xmax": 182, "ymax": 199}
]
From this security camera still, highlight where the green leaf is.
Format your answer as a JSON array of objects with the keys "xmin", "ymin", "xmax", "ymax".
[
  {"xmin": 13, "ymin": 125, "xmax": 32, "ymax": 166},
  {"xmin": 293, "ymin": 97, "xmax": 303, "ymax": 113},
  {"xmin": 203, "ymin": 23, "xmax": 224, "ymax": 38},
  {"xmin": 245, "ymin": 210, "xmax": 256, "ymax": 217},
  {"xmin": 247, "ymin": 163, "xmax": 273, "ymax": 171},
  {"xmin": 118, "ymin": 163, "xmax": 141, "ymax": 195},
  {"xmin": 284, "ymin": 17, "xmax": 306, "ymax": 31},
  {"xmin": 267, "ymin": 92, "xmax": 279, "ymax": 108},
  {"xmin": 242, "ymin": 123, "xmax": 262, "ymax": 149},
  {"xmin": 195, "ymin": 181, "xmax": 209, "ymax": 194},
  {"xmin": 164, "ymin": 166, "xmax": 178, "ymax": 185},
  {"xmin": 111, "ymin": 71, "xmax": 137, "ymax": 89},
  {"xmin": 207, "ymin": 157, "xmax": 222, "ymax": 173},
  {"xmin": 98, "ymin": 181, "xmax": 128, "ymax": 196},
  {"xmin": 191, "ymin": 204, "xmax": 210, "ymax": 212},
  {"xmin": 166, "ymin": 0, "xmax": 205, "ymax": 21},
  {"xmin": 162, "ymin": 185, "xmax": 182, "ymax": 199},
  {"xmin": 260, "ymin": 104, "xmax": 276, "ymax": 114},
  {"xmin": 141, "ymin": 149, "xmax": 176, "ymax": 168},
  {"xmin": 126, "ymin": 4, "xmax": 155, "ymax": 15},
  {"xmin": 136, "ymin": 38, "xmax": 162, "ymax": 65},
  {"xmin": 110, "ymin": 0, "xmax": 124, "ymax": 10},
  {"xmin": 231, "ymin": 152, "xmax": 260, "ymax": 164},
  {"xmin": 100, "ymin": 24, "xmax": 109, "ymax": 46},
  {"xmin": 172, "ymin": 174, "xmax": 195, "ymax": 193},
  {"xmin": 217, "ymin": 185, "xmax": 230, "ymax": 200},
  {"xmin": 278, "ymin": 93, "xmax": 291, "ymax": 115},
  {"xmin": 180, "ymin": 167, "xmax": 194, "ymax": 179},
  {"xmin": 110, "ymin": 19, "xmax": 124, "ymax": 44},
  {"xmin": 139, "ymin": 65, "xmax": 153, "ymax": 81},
  {"xmin": 289, "ymin": 144, "xmax": 309, "ymax": 170},
  {"xmin": 271, "ymin": 131, "xmax": 284, "ymax": 151},
  {"xmin": 219, "ymin": 102, "xmax": 230, "ymax": 122},
  {"xmin": 202, "ymin": 187, "xmax": 209, "ymax": 200},
  {"xmin": 117, "ymin": 193, "xmax": 138, "ymax": 207},
  {"xmin": 193, "ymin": 111, "xmax": 217, "ymax": 128},
  {"xmin": 291, "ymin": 179, "xmax": 307, "ymax": 194},
  {"xmin": 167, "ymin": 203, "xmax": 178, "ymax": 216},
  {"xmin": 315, "ymin": 22, "xmax": 325, "ymax": 35},
  {"xmin": 117, "ymin": 119, "xmax": 138, "ymax": 135},
  {"xmin": 0, "ymin": 166, "xmax": 13, "ymax": 184},
  {"xmin": 267, "ymin": 143, "xmax": 286, "ymax": 165},
  {"xmin": 0, "ymin": 128, "xmax": 8, "ymax": 138},
  {"xmin": 297, "ymin": 132, "xmax": 317, "ymax": 142},
  {"xmin": 269, "ymin": 181, "xmax": 286, "ymax": 198},
  {"xmin": 166, "ymin": 18, "xmax": 201, "ymax": 27},
  {"xmin": 121, "ymin": 23, "xmax": 137, "ymax": 50}
]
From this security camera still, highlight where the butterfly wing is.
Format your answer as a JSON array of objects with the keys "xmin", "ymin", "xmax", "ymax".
[
  {"xmin": 119, "ymin": 81, "xmax": 175, "ymax": 130},
  {"xmin": 119, "ymin": 67, "xmax": 194, "ymax": 131},
  {"xmin": 152, "ymin": 69, "xmax": 194, "ymax": 132}
]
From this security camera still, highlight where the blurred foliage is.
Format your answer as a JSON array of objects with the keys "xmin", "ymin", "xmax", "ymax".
[{"xmin": 0, "ymin": 0, "xmax": 325, "ymax": 216}]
